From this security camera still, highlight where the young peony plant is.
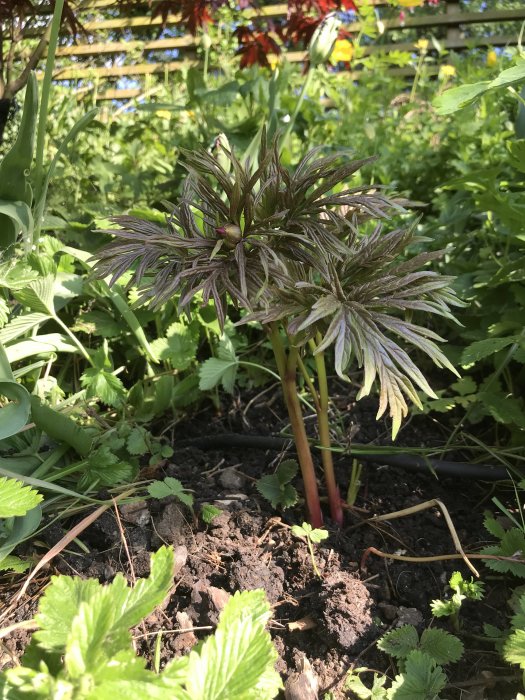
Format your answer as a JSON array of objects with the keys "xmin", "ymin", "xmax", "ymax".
[{"xmin": 93, "ymin": 134, "xmax": 461, "ymax": 528}]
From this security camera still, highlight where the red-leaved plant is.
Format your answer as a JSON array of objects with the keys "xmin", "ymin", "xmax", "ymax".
[{"xmin": 92, "ymin": 134, "xmax": 461, "ymax": 527}]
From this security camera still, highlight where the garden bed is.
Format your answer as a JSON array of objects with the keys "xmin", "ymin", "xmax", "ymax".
[{"xmin": 0, "ymin": 392, "xmax": 516, "ymax": 698}]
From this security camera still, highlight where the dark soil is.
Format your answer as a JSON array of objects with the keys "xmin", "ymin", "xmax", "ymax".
[{"xmin": 0, "ymin": 387, "xmax": 520, "ymax": 698}]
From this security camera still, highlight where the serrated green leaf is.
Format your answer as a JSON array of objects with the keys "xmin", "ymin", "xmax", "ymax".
[
  {"xmin": 378, "ymin": 625, "xmax": 419, "ymax": 660},
  {"xmin": 199, "ymin": 357, "xmax": 238, "ymax": 393},
  {"xmin": 0, "ymin": 477, "xmax": 42, "ymax": 518},
  {"xmin": 35, "ymin": 547, "xmax": 174, "ymax": 666},
  {"xmin": 75, "ymin": 310, "xmax": 122, "ymax": 338},
  {"xmin": 309, "ymin": 528, "xmax": 329, "ymax": 543},
  {"xmin": 256, "ymin": 462, "xmax": 298, "ymax": 510},
  {"xmin": 117, "ymin": 545, "xmax": 175, "ymax": 630},
  {"xmin": 147, "ymin": 477, "xmax": 194, "ymax": 508},
  {"xmin": 201, "ymin": 504, "xmax": 222, "ymax": 524},
  {"xmin": 504, "ymin": 629, "xmax": 525, "ymax": 669},
  {"xmin": 126, "ymin": 427, "xmax": 149, "ymax": 456},
  {"xmin": 35, "ymin": 576, "xmax": 102, "ymax": 651},
  {"xmin": 13, "ymin": 275, "xmax": 56, "ymax": 316},
  {"xmin": 478, "ymin": 392, "xmax": 525, "ymax": 428},
  {"xmin": 0, "ymin": 312, "xmax": 50, "ymax": 344},
  {"xmin": 346, "ymin": 668, "xmax": 388, "ymax": 699},
  {"xmin": 388, "ymin": 651, "xmax": 446, "ymax": 700},
  {"xmin": 150, "ymin": 322, "xmax": 197, "ymax": 370},
  {"xmin": 481, "ymin": 528, "xmax": 525, "ymax": 578},
  {"xmin": 419, "ymin": 629, "xmax": 463, "ymax": 665},
  {"xmin": 483, "ymin": 514, "xmax": 506, "ymax": 540},
  {"xmin": 0, "ymin": 554, "xmax": 31, "ymax": 573},
  {"xmin": 186, "ymin": 590, "xmax": 282, "ymax": 699},
  {"xmin": 80, "ymin": 367, "xmax": 126, "ymax": 407},
  {"xmin": 218, "ymin": 590, "xmax": 273, "ymax": 632},
  {"xmin": 461, "ymin": 336, "xmax": 518, "ymax": 366},
  {"xmin": 277, "ymin": 460, "xmax": 298, "ymax": 484},
  {"xmin": 430, "ymin": 599, "xmax": 457, "ymax": 619}
]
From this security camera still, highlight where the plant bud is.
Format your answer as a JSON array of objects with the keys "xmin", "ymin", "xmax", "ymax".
[
  {"xmin": 308, "ymin": 13, "xmax": 342, "ymax": 67},
  {"xmin": 213, "ymin": 132, "xmax": 232, "ymax": 174},
  {"xmin": 201, "ymin": 31, "xmax": 212, "ymax": 51},
  {"xmin": 216, "ymin": 224, "xmax": 242, "ymax": 245}
]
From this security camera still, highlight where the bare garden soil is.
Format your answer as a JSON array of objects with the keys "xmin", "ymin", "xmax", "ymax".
[{"xmin": 0, "ymin": 387, "xmax": 520, "ymax": 698}]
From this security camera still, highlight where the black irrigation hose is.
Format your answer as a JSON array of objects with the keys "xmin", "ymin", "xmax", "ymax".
[{"xmin": 178, "ymin": 433, "xmax": 510, "ymax": 481}]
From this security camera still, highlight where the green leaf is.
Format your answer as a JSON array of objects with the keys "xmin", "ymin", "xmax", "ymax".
[
  {"xmin": 81, "ymin": 367, "xmax": 126, "ymax": 407},
  {"xmin": 126, "ymin": 427, "xmax": 149, "ymax": 456},
  {"xmin": 0, "ymin": 477, "xmax": 43, "ymax": 518},
  {"xmin": 201, "ymin": 504, "xmax": 222, "ymax": 524},
  {"xmin": 0, "ymin": 73, "xmax": 37, "ymax": 253},
  {"xmin": 433, "ymin": 59, "xmax": 525, "ymax": 115},
  {"xmin": 13, "ymin": 276, "xmax": 56, "ymax": 316},
  {"xmin": 419, "ymin": 629, "xmax": 463, "ymax": 666},
  {"xmin": 5, "ymin": 333, "xmax": 77, "ymax": 363},
  {"xmin": 291, "ymin": 522, "xmax": 329, "ymax": 543},
  {"xmin": 150, "ymin": 322, "xmax": 197, "ymax": 370},
  {"xmin": 504, "ymin": 629, "xmax": 525, "ymax": 670},
  {"xmin": 35, "ymin": 576, "xmax": 102, "ymax": 651},
  {"xmin": 0, "ymin": 312, "xmax": 50, "ymax": 344},
  {"xmin": 481, "ymin": 528, "xmax": 525, "ymax": 578},
  {"xmin": 0, "ymin": 554, "xmax": 31, "ymax": 573},
  {"xmin": 75, "ymin": 310, "xmax": 123, "ymax": 338},
  {"xmin": 461, "ymin": 336, "xmax": 519, "ymax": 366},
  {"xmin": 0, "ymin": 200, "xmax": 34, "ymax": 248},
  {"xmin": 185, "ymin": 590, "xmax": 282, "ymax": 699},
  {"xmin": 35, "ymin": 547, "xmax": 174, "ymax": 660},
  {"xmin": 199, "ymin": 357, "xmax": 238, "ymax": 393},
  {"xmin": 430, "ymin": 599, "xmax": 457, "ymax": 619},
  {"xmin": 147, "ymin": 477, "xmax": 194, "ymax": 508},
  {"xmin": 378, "ymin": 625, "xmax": 419, "ymax": 660},
  {"xmin": 0, "ymin": 342, "xmax": 31, "ymax": 440},
  {"xmin": 346, "ymin": 668, "xmax": 388, "ymax": 699},
  {"xmin": 30, "ymin": 396, "xmax": 93, "ymax": 457},
  {"xmin": 117, "ymin": 545, "xmax": 175, "ymax": 630},
  {"xmin": 199, "ymin": 336, "xmax": 239, "ymax": 394},
  {"xmin": 388, "ymin": 650, "xmax": 447, "ymax": 700},
  {"xmin": 478, "ymin": 392, "xmax": 525, "ymax": 429},
  {"xmin": 0, "ymin": 502, "xmax": 42, "ymax": 567},
  {"xmin": 256, "ymin": 460, "xmax": 298, "ymax": 509}
]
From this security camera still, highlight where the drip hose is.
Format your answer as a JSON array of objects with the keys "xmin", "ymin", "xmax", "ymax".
[{"xmin": 178, "ymin": 433, "xmax": 509, "ymax": 481}]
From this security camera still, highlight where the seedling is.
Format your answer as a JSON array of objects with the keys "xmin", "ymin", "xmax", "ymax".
[
  {"xmin": 93, "ymin": 133, "xmax": 461, "ymax": 526},
  {"xmin": 291, "ymin": 522, "xmax": 329, "ymax": 578},
  {"xmin": 147, "ymin": 476, "xmax": 194, "ymax": 509},
  {"xmin": 256, "ymin": 459, "xmax": 299, "ymax": 510},
  {"xmin": 431, "ymin": 570, "xmax": 485, "ymax": 631}
]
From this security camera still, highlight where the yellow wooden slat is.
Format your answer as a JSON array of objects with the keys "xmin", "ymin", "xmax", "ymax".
[
  {"xmin": 47, "ymin": 59, "xmax": 193, "ymax": 80},
  {"xmin": 54, "ymin": 35, "xmax": 196, "ymax": 57}
]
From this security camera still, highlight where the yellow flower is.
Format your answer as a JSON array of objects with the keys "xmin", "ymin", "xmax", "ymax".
[
  {"xmin": 439, "ymin": 64, "xmax": 456, "ymax": 78},
  {"xmin": 398, "ymin": 0, "xmax": 424, "ymax": 6},
  {"xmin": 268, "ymin": 54, "xmax": 280, "ymax": 71},
  {"xmin": 415, "ymin": 38, "xmax": 429, "ymax": 52},
  {"xmin": 330, "ymin": 39, "xmax": 354, "ymax": 64},
  {"xmin": 156, "ymin": 110, "xmax": 171, "ymax": 120},
  {"xmin": 486, "ymin": 50, "xmax": 497, "ymax": 67}
]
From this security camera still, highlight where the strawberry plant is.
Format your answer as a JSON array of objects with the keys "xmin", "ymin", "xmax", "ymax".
[
  {"xmin": 92, "ymin": 133, "xmax": 461, "ymax": 526},
  {"xmin": 0, "ymin": 546, "xmax": 282, "ymax": 699}
]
